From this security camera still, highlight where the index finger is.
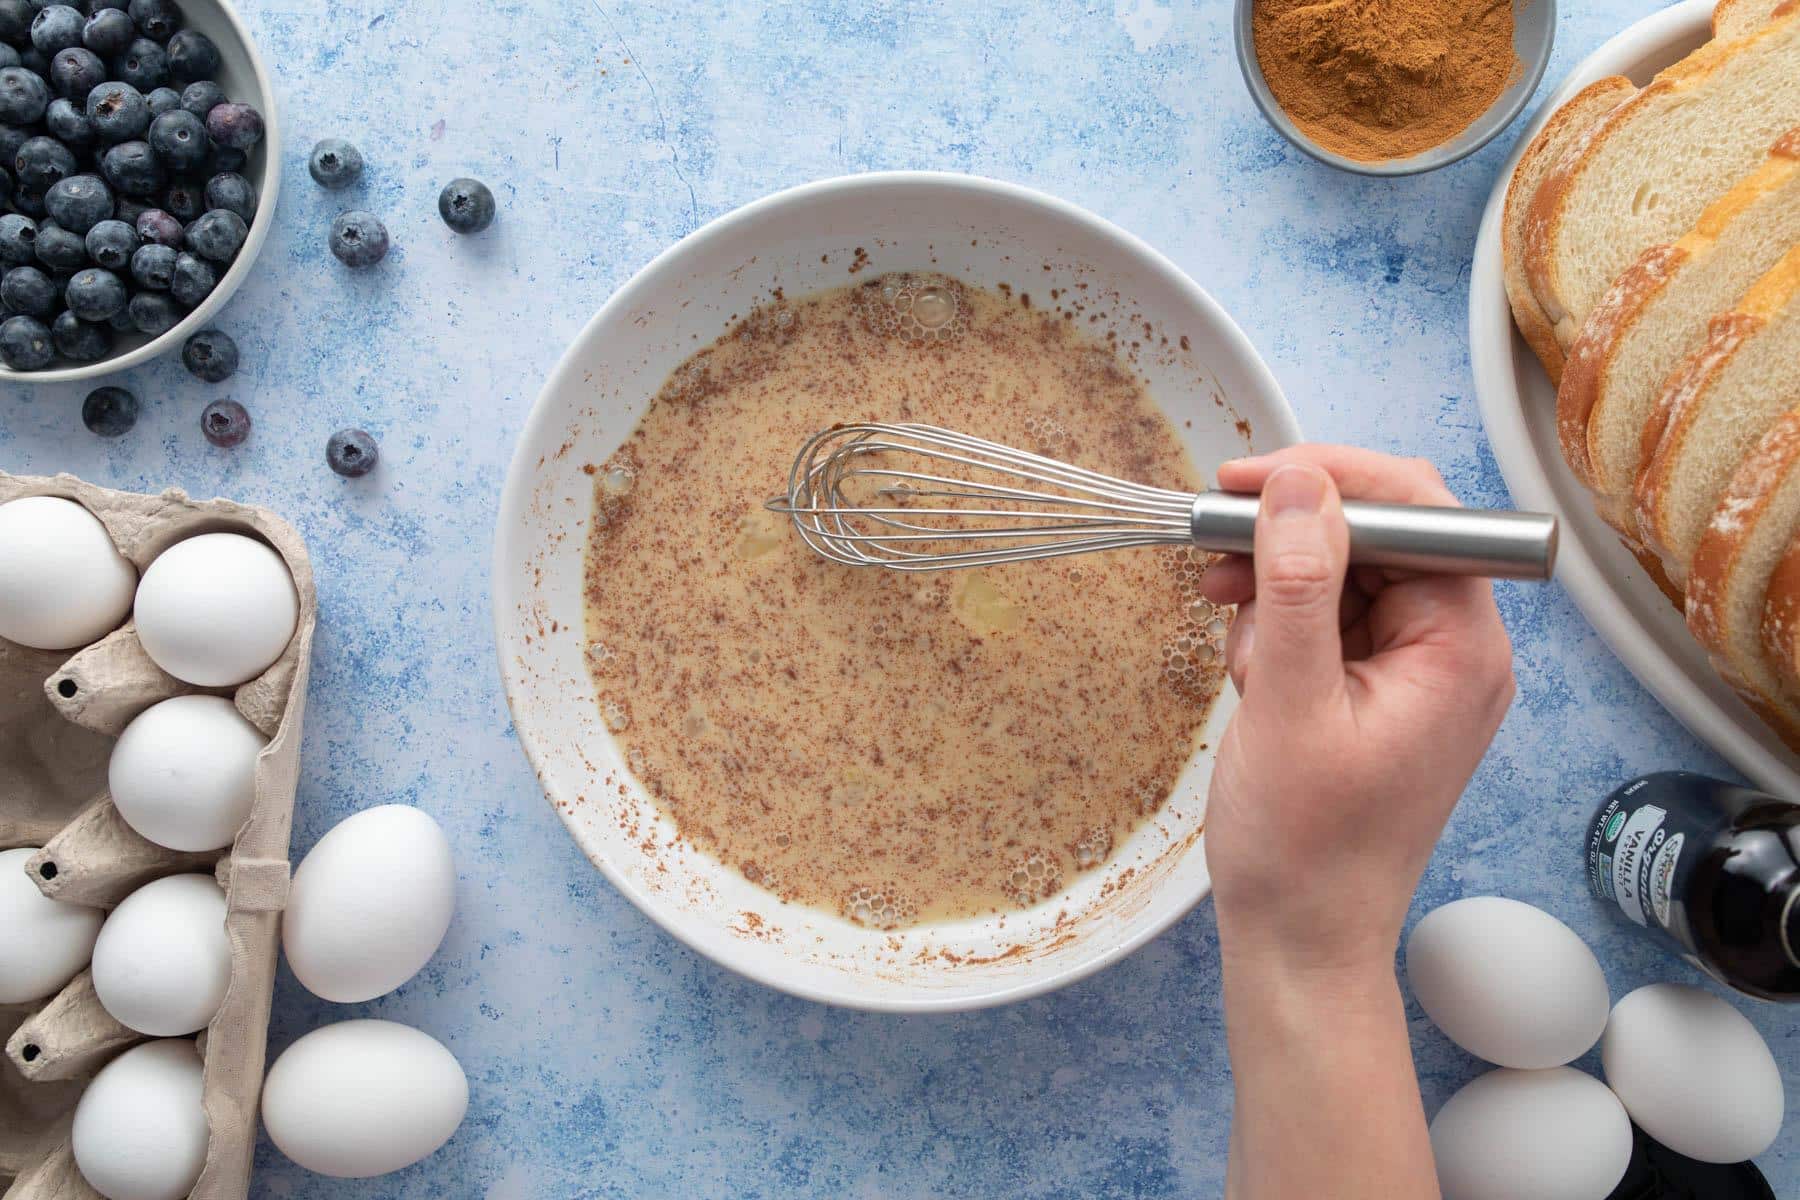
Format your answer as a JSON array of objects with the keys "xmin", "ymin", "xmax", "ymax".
[{"xmin": 1216, "ymin": 445, "xmax": 1459, "ymax": 509}]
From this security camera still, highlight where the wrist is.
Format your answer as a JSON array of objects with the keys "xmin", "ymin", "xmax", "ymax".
[{"xmin": 1215, "ymin": 895, "xmax": 1403, "ymax": 986}]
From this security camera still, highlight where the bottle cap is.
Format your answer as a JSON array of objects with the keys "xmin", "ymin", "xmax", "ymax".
[{"xmin": 1607, "ymin": 1125, "xmax": 1774, "ymax": 1199}]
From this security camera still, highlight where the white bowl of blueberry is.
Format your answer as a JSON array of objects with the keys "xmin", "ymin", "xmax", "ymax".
[{"xmin": 0, "ymin": 0, "xmax": 277, "ymax": 381}]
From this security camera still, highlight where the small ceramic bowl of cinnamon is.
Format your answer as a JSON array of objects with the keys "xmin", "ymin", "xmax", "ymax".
[{"xmin": 1233, "ymin": 0, "xmax": 1555, "ymax": 177}]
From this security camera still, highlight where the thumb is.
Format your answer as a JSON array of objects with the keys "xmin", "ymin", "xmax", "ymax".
[{"xmin": 1243, "ymin": 463, "xmax": 1348, "ymax": 704}]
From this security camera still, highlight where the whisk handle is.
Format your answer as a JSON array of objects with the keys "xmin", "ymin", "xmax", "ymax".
[{"xmin": 1190, "ymin": 492, "xmax": 1558, "ymax": 580}]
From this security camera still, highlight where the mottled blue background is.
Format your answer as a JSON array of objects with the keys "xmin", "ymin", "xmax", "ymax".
[{"xmin": 1, "ymin": 1, "xmax": 1793, "ymax": 1195}]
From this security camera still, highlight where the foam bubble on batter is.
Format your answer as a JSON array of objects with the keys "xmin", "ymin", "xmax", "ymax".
[
  {"xmin": 858, "ymin": 272, "xmax": 972, "ymax": 345},
  {"xmin": 1005, "ymin": 849, "xmax": 1065, "ymax": 907},
  {"xmin": 1073, "ymin": 825, "xmax": 1113, "ymax": 869},
  {"xmin": 842, "ymin": 885, "xmax": 918, "ymax": 929}
]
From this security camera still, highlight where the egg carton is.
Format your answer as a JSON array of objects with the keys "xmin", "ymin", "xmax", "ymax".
[{"xmin": 0, "ymin": 472, "xmax": 315, "ymax": 1200}]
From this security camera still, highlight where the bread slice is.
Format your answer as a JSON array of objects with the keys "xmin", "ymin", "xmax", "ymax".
[
  {"xmin": 1687, "ymin": 407, "xmax": 1800, "ymax": 750},
  {"xmin": 1716, "ymin": 0, "xmax": 1799, "ymax": 39},
  {"xmin": 1561, "ymin": 130, "xmax": 1800, "ymax": 501},
  {"xmin": 1504, "ymin": 78, "xmax": 1638, "ymax": 385},
  {"xmin": 1525, "ymin": 10, "xmax": 1800, "ymax": 348},
  {"xmin": 1635, "ymin": 245, "xmax": 1800, "ymax": 590},
  {"xmin": 1760, "ymin": 514, "xmax": 1800, "ymax": 697}
]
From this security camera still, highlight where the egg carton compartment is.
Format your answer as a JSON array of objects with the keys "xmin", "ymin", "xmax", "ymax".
[{"xmin": 0, "ymin": 472, "xmax": 316, "ymax": 1200}]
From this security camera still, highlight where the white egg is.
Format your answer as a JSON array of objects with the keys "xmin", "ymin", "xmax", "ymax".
[
  {"xmin": 0, "ymin": 495, "xmax": 136, "ymax": 650},
  {"xmin": 134, "ymin": 532, "xmax": 298, "ymax": 687},
  {"xmin": 283, "ymin": 805, "xmax": 455, "ymax": 1003},
  {"xmin": 0, "ymin": 846, "xmax": 103, "ymax": 1004},
  {"xmin": 72, "ymin": 1039, "xmax": 208, "ymax": 1200},
  {"xmin": 1430, "ymin": 1067, "xmax": 1632, "ymax": 1200},
  {"xmin": 92, "ymin": 874, "xmax": 230, "ymax": 1036},
  {"xmin": 1601, "ymin": 982, "xmax": 1784, "ymax": 1163},
  {"xmin": 109, "ymin": 694, "xmax": 266, "ymax": 851},
  {"xmin": 1405, "ymin": 896, "xmax": 1610, "ymax": 1068},
  {"xmin": 262, "ymin": 1019, "xmax": 467, "ymax": 1178}
]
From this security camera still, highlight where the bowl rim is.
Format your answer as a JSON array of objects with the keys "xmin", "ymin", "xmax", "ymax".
[
  {"xmin": 1231, "ymin": 0, "xmax": 1556, "ymax": 177},
  {"xmin": 492, "ymin": 170, "xmax": 1297, "ymax": 1011},
  {"xmin": 0, "ymin": 0, "xmax": 281, "ymax": 385}
]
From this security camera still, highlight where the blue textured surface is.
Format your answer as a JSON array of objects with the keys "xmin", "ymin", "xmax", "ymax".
[{"xmin": 2, "ymin": 1, "xmax": 1794, "ymax": 1195}]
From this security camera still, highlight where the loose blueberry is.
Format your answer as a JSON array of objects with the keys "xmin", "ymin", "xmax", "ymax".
[
  {"xmin": 81, "ymin": 383, "xmax": 136, "ymax": 433},
  {"xmin": 161, "ymin": 174, "xmax": 198, "ymax": 220},
  {"xmin": 199, "ymin": 397, "xmax": 248, "ymax": 447},
  {"xmin": 30, "ymin": 6, "xmax": 83, "ymax": 56},
  {"xmin": 0, "ymin": 212, "xmax": 35, "ymax": 265},
  {"xmin": 326, "ymin": 428, "xmax": 378, "ymax": 477},
  {"xmin": 33, "ymin": 217, "xmax": 83, "ymax": 268},
  {"xmin": 54, "ymin": 310, "xmax": 110, "ymax": 361},
  {"xmin": 0, "ymin": 66, "xmax": 49, "ymax": 124},
  {"xmin": 86, "ymin": 78, "xmax": 145, "ymax": 140},
  {"xmin": 201, "ymin": 169, "xmax": 251, "ymax": 222},
  {"xmin": 14, "ymin": 134, "xmax": 74, "ymax": 191},
  {"xmin": 0, "ymin": 264, "xmax": 55, "ymax": 316},
  {"xmin": 99, "ymin": 137, "xmax": 161, "ymax": 195},
  {"xmin": 0, "ymin": 313, "xmax": 51, "ymax": 368},
  {"xmin": 44, "ymin": 171, "xmax": 109, "ymax": 231},
  {"xmin": 82, "ymin": 215, "xmax": 133, "ymax": 267},
  {"xmin": 180, "ymin": 326, "xmax": 233, "ymax": 380},
  {"xmin": 142, "ymin": 83, "xmax": 176, "ymax": 114},
  {"xmin": 182, "ymin": 205, "xmax": 240, "ymax": 261},
  {"xmin": 125, "ymin": 286, "xmax": 175, "ymax": 332},
  {"xmin": 63, "ymin": 264, "xmax": 122, "ymax": 319},
  {"xmin": 126, "ymin": 0, "xmax": 178, "ymax": 42},
  {"xmin": 203, "ymin": 101, "xmax": 258, "ymax": 150},
  {"xmin": 176, "ymin": 78, "xmax": 218, "ymax": 120},
  {"xmin": 167, "ymin": 246, "xmax": 209, "ymax": 304},
  {"xmin": 164, "ymin": 27, "xmax": 213, "ymax": 85},
  {"xmin": 48, "ymin": 45, "xmax": 99, "ymax": 98},
  {"xmin": 437, "ymin": 177, "xmax": 495, "ymax": 234},
  {"xmin": 0, "ymin": 0, "xmax": 33, "ymax": 44},
  {"xmin": 126, "ymin": 237, "xmax": 170, "ymax": 287},
  {"xmin": 44, "ymin": 95, "xmax": 90, "ymax": 145},
  {"xmin": 110, "ymin": 36, "xmax": 165, "ymax": 90},
  {"xmin": 145, "ymin": 106, "xmax": 201, "ymax": 170},
  {"xmin": 132, "ymin": 204, "xmax": 176, "ymax": 246},
  {"xmin": 328, "ymin": 210, "xmax": 386, "ymax": 267},
  {"xmin": 307, "ymin": 137, "xmax": 361, "ymax": 189},
  {"xmin": 81, "ymin": 6, "xmax": 133, "ymax": 57}
]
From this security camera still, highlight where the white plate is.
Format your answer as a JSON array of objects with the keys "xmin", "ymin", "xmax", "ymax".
[
  {"xmin": 493, "ymin": 172, "xmax": 1298, "ymax": 1011},
  {"xmin": 1470, "ymin": 0, "xmax": 1800, "ymax": 794}
]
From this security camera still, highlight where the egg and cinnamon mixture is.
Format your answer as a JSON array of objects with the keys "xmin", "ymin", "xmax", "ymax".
[{"xmin": 582, "ymin": 273, "xmax": 1229, "ymax": 927}]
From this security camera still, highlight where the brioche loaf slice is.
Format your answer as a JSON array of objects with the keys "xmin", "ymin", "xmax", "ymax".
[
  {"xmin": 1561, "ymin": 130, "xmax": 1800, "ymax": 502},
  {"xmin": 1715, "ymin": 0, "xmax": 1799, "ymax": 38},
  {"xmin": 1525, "ymin": 10, "xmax": 1800, "ymax": 349},
  {"xmin": 1635, "ymin": 245, "xmax": 1800, "ymax": 590},
  {"xmin": 1687, "ymin": 408, "xmax": 1800, "ymax": 750}
]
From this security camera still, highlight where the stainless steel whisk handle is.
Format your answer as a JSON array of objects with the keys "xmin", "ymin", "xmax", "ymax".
[{"xmin": 1190, "ymin": 492, "xmax": 1559, "ymax": 580}]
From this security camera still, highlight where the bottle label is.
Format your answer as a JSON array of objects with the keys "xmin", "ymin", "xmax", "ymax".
[{"xmin": 1606, "ymin": 802, "xmax": 1667, "ymax": 926}]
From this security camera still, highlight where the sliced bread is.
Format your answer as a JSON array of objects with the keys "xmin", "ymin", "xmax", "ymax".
[
  {"xmin": 1687, "ymin": 407, "xmax": 1800, "ymax": 750},
  {"xmin": 1760, "ymin": 515, "xmax": 1800, "ymax": 697},
  {"xmin": 1524, "ymin": 10, "xmax": 1800, "ymax": 348},
  {"xmin": 1715, "ymin": 0, "xmax": 1799, "ymax": 38},
  {"xmin": 1635, "ymin": 245, "xmax": 1800, "ymax": 590},
  {"xmin": 1560, "ymin": 129, "xmax": 1800, "ymax": 502},
  {"xmin": 1504, "ymin": 78, "xmax": 1637, "ymax": 385}
]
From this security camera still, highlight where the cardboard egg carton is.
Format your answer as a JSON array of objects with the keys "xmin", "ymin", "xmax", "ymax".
[{"xmin": 0, "ymin": 472, "xmax": 315, "ymax": 1200}]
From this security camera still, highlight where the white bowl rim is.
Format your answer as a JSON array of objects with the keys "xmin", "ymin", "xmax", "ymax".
[
  {"xmin": 0, "ymin": 0, "xmax": 281, "ymax": 385},
  {"xmin": 493, "ymin": 169, "xmax": 1298, "ymax": 1011}
]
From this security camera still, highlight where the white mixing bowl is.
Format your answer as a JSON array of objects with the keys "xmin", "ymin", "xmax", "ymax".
[{"xmin": 493, "ymin": 172, "xmax": 1298, "ymax": 1011}]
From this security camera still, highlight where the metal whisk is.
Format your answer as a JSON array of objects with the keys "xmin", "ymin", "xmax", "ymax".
[{"xmin": 765, "ymin": 423, "xmax": 1558, "ymax": 579}]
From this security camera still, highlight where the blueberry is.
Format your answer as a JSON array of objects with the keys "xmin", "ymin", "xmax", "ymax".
[
  {"xmin": 110, "ymin": 36, "xmax": 165, "ymax": 90},
  {"xmin": 63, "ymin": 264, "xmax": 120, "ymax": 318},
  {"xmin": 180, "ymin": 326, "xmax": 232, "ymax": 380},
  {"xmin": 44, "ymin": 95, "xmax": 87, "ymax": 144},
  {"xmin": 0, "ymin": 313, "xmax": 51, "ymax": 368},
  {"xmin": 85, "ymin": 78, "xmax": 145, "ymax": 140},
  {"xmin": 199, "ymin": 397, "xmax": 247, "ymax": 446},
  {"xmin": 181, "ymin": 205, "xmax": 239, "ymax": 260},
  {"xmin": 203, "ymin": 100, "xmax": 258, "ymax": 150},
  {"xmin": 204, "ymin": 140, "xmax": 240, "ymax": 174},
  {"xmin": 99, "ymin": 137, "xmax": 161, "ymax": 194},
  {"xmin": 18, "ymin": 46, "xmax": 47, "ymax": 79},
  {"xmin": 9, "ymin": 183, "xmax": 41, "ymax": 217},
  {"xmin": 125, "ymin": 285, "xmax": 174, "ymax": 332},
  {"xmin": 141, "ymin": 82, "xmax": 176, "ymax": 114},
  {"xmin": 80, "ymin": 6, "xmax": 131, "ymax": 56},
  {"xmin": 44, "ymin": 170, "xmax": 108, "ymax": 230},
  {"xmin": 0, "ymin": 44, "xmax": 17, "ymax": 70},
  {"xmin": 0, "ymin": 66, "xmax": 48, "ymax": 123},
  {"xmin": 131, "ymin": 203, "xmax": 174, "ymax": 244},
  {"xmin": 437, "ymin": 177, "xmax": 495, "ymax": 234},
  {"xmin": 32, "ymin": 216, "xmax": 82, "ymax": 267},
  {"xmin": 47, "ymin": 44, "xmax": 97, "ymax": 97},
  {"xmin": 145, "ymin": 106, "xmax": 200, "ymax": 169},
  {"xmin": 111, "ymin": 192, "xmax": 144, "ymax": 223},
  {"xmin": 161, "ymin": 174, "xmax": 200, "ymax": 220},
  {"xmin": 0, "ymin": 211, "xmax": 35, "ymax": 265},
  {"xmin": 164, "ymin": 27, "xmax": 212, "ymax": 85},
  {"xmin": 126, "ymin": 236, "xmax": 168, "ymax": 286},
  {"xmin": 126, "ymin": 0, "xmax": 177, "ymax": 42},
  {"xmin": 0, "ymin": 0, "xmax": 33, "ymax": 44},
  {"xmin": 30, "ymin": 5, "xmax": 83, "ymax": 56},
  {"xmin": 0, "ymin": 122, "xmax": 34, "ymax": 166},
  {"xmin": 82, "ymin": 214, "xmax": 131, "ymax": 265},
  {"xmin": 0, "ymin": 263, "xmax": 53, "ymax": 315},
  {"xmin": 13, "ymin": 135, "xmax": 72, "ymax": 193},
  {"xmin": 89, "ymin": 1, "xmax": 132, "ymax": 12},
  {"xmin": 328, "ymin": 210, "xmax": 386, "ymax": 267},
  {"xmin": 167, "ymin": 245, "xmax": 208, "ymax": 303},
  {"xmin": 307, "ymin": 137, "xmax": 360, "ymax": 189},
  {"xmin": 176, "ymin": 77, "xmax": 217, "ymax": 119},
  {"xmin": 322, "ymin": 427, "xmax": 377, "ymax": 477},
  {"xmin": 54, "ymin": 310, "xmax": 109, "ymax": 361},
  {"xmin": 81, "ymin": 383, "xmax": 136, "ymax": 432},
  {"xmin": 201, "ymin": 169, "xmax": 249, "ymax": 221}
]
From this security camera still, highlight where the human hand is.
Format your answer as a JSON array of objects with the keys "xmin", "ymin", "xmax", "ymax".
[{"xmin": 1199, "ymin": 445, "xmax": 1516, "ymax": 978}]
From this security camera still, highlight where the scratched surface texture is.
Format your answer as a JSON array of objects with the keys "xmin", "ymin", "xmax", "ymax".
[{"xmin": 1, "ymin": 1, "xmax": 1792, "ymax": 1196}]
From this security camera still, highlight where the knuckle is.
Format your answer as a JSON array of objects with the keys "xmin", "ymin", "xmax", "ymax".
[{"xmin": 1259, "ymin": 550, "xmax": 1337, "ymax": 608}]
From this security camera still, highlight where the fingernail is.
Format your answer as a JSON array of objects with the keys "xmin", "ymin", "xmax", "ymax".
[{"xmin": 1262, "ymin": 464, "xmax": 1326, "ymax": 516}]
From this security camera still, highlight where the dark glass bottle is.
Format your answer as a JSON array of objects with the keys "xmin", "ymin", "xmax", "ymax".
[{"xmin": 1587, "ymin": 771, "xmax": 1800, "ymax": 1001}]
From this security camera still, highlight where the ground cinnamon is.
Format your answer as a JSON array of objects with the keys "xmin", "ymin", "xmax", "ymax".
[{"xmin": 1252, "ymin": 0, "xmax": 1519, "ymax": 162}]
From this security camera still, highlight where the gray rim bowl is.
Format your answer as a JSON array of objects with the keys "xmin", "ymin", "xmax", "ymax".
[{"xmin": 1233, "ymin": 0, "xmax": 1556, "ymax": 177}]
